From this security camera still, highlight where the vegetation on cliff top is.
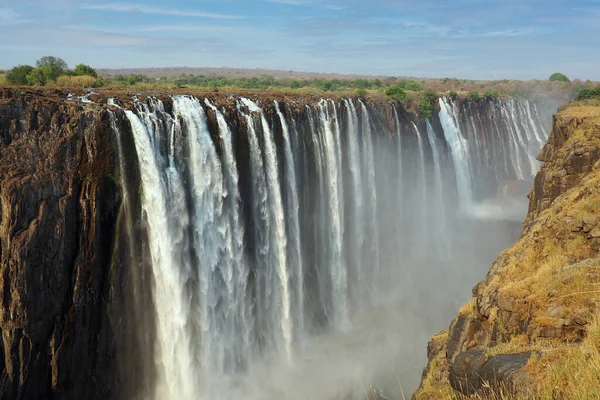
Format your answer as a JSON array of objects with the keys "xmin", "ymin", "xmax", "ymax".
[
  {"xmin": 2, "ymin": 57, "xmax": 596, "ymax": 112},
  {"xmin": 5, "ymin": 56, "xmax": 100, "ymax": 87}
]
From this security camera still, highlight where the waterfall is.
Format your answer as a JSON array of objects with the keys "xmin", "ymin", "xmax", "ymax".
[
  {"xmin": 317, "ymin": 99, "xmax": 349, "ymax": 328},
  {"xmin": 108, "ymin": 110, "xmax": 135, "ymax": 259},
  {"xmin": 240, "ymin": 98, "xmax": 293, "ymax": 362},
  {"xmin": 438, "ymin": 97, "xmax": 474, "ymax": 211},
  {"xmin": 358, "ymin": 100, "xmax": 380, "ymax": 290},
  {"xmin": 425, "ymin": 121, "xmax": 448, "ymax": 254},
  {"xmin": 274, "ymin": 100, "xmax": 305, "ymax": 343},
  {"xmin": 113, "ymin": 94, "xmax": 552, "ymax": 399},
  {"xmin": 125, "ymin": 107, "xmax": 196, "ymax": 400}
]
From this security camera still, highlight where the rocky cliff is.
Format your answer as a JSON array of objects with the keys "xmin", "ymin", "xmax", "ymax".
[
  {"xmin": 0, "ymin": 87, "xmax": 559, "ymax": 400},
  {"xmin": 414, "ymin": 102, "xmax": 600, "ymax": 399}
]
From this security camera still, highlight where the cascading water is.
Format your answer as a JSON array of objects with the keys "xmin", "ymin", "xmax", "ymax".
[{"xmin": 117, "ymin": 94, "xmax": 550, "ymax": 399}]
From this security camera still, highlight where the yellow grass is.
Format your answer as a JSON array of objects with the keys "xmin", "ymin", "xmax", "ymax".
[
  {"xmin": 526, "ymin": 318, "xmax": 600, "ymax": 399},
  {"xmin": 56, "ymin": 75, "xmax": 101, "ymax": 88}
]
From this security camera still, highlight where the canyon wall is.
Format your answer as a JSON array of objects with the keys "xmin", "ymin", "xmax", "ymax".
[{"xmin": 0, "ymin": 88, "xmax": 553, "ymax": 399}]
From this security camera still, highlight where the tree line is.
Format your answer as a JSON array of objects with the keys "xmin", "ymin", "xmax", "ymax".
[{"xmin": 6, "ymin": 56, "xmax": 99, "ymax": 87}]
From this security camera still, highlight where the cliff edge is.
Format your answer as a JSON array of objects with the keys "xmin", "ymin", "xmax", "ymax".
[{"xmin": 414, "ymin": 102, "xmax": 600, "ymax": 399}]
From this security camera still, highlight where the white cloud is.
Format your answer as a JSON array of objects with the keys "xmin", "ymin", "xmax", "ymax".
[{"xmin": 80, "ymin": 3, "xmax": 245, "ymax": 19}]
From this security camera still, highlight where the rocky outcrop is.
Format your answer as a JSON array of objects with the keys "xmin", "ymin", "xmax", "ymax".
[{"xmin": 414, "ymin": 103, "xmax": 600, "ymax": 399}]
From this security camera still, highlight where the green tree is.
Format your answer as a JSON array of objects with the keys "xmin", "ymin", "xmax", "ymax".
[
  {"xmin": 549, "ymin": 72, "xmax": 570, "ymax": 83},
  {"xmin": 7, "ymin": 65, "xmax": 35, "ymax": 85},
  {"xmin": 290, "ymin": 80, "xmax": 300, "ymax": 89},
  {"xmin": 73, "ymin": 64, "xmax": 98, "ymax": 78},
  {"xmin": 448, "ymin": 91, "xmax": 458, "ymax": 100},
  {"xmin": 26, "ymin": 66, "xmax": 52, "ymax": 86},
  {"xmin": 36, "ymin": 56, "xmax": 68, "ymax": 81}
]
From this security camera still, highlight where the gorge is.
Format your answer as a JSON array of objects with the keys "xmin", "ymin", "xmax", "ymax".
[{"xmin": 0, "ymin": 89, "xmax": 557, "ymax": 399}]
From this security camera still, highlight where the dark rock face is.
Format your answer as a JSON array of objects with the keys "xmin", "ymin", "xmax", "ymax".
[{"xmin": 0, "ymin": 91, "xmax": 153, "ymax": 400}]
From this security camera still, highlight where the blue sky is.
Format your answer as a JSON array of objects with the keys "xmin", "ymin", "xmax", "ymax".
[{"xmin": 1, "ymin": 0, "xmax": 599, "ymax": 79}]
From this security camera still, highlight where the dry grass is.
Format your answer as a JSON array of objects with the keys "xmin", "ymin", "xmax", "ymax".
[
  {"xmin": 526, "ymin": 318, "xmax": 600, "ymax": 399},
  {"xmin": 0, "ymin": 73, "xmax": 7, "ymax": 85},
  {"xmin": 56, "ymin": 75, "xmax": 101, "ymax": 88}
]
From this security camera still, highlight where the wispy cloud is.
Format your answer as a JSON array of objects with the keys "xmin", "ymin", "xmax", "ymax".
[
  {"xmin": 80, "ymin": 3, "xmax": 245, "ymax": 19},
  {"xmin": 0, "ymin": 8, "xmax": 31, "ymax": 26}
]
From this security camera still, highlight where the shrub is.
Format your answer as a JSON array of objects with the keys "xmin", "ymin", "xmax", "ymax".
[
  {"xmin": 484, "ymin": 90, "xmax": 500, "ymax": 99},
  {"xmin": 56, "ymin": 75, "xmax": 100, "ymax": 88},
  {"xmin": 549, "ymin": 72, "xmax": 570, "ymax": 82},
  {"xmin": 73, "ymin": 64, "xmax": 98, "ymax": 78},
  {"xmin": 290, "ymin": 80, "xmax": 300, "ymax": 89},
  {"xmin": 356, "ymin": 88, "xmax": 367, "ymax": 98},
  {"xmin": 469, "ymin": 90, "xmax": 481, "ymax": 101},
  {"xmin": 448, "ymin": 91, "xmax": 458, "ymax": 100},
  {"xmin": 385, "ymin": 85, "xmax": 411, "ymax": 102},
  {"xmin": 576, "ymin": 86, "xmax": 600, "ymax": 101},
  {"xmin": 6, "ymin": 65, "xmax": 35, "ymax": 85},
  {"xmin": 404, "ymin": 81, "xmax": 421, "ymax": 91},
  {"xmin": 417, "ymin": 102, "xmax": 433, "ymax": 120},
  {"xmin": 26, "ymin": 66, "xmax": 52, "ymax": 86}
]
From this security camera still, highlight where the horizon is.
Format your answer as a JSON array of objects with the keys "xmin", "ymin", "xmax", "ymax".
[{"xmin": 1, "ymin": 1, "xmax": 599, "ymax": 81}]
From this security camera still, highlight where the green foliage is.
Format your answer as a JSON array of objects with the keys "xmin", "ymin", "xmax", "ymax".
[
  {"xmin": 417, "ymin": 102, "xmax": 433, "ymax": 119},
  {"xmin": 356, "ymin": 88, "xmax": 367, "ymax": 98},
  {"xmin": 385, "ymin": 85, "xmax": 411, "ymax": 102},
  {"xmin": 422, "ymin": 89, "xmax": 436, "ymax": 103},
  {"xmin": 448, "ymin": 91, "xmax": 458, "ymax": 100},
  {"xmin": 469, "ymin": 90, "xmax": 481, "ymax": 101},
  {"xmin": 290, "ymin": 80, "xmax": 300, "ymax": 89},
  {"xmin": 36, "ymin": 56, "xmax": 68, "ymax": 81},
  {"xmin": 576, "ymin": 86, "xmax": 600, "ymax": 101},
  {"xmin": 73, "ymin": 64, "xmax": 98, "ymax": 78},
  {"xmin": 549, "ymin": 72, "xmax": 570, "ymax": 83},
  {"xmin": 484, "ymin": 90, "xmax": 500, "ymax": 99},
  {"xmin": 404, "ymin": 81, "xmax": 422, "ymax": 91},
  {"xmin": 416, "ymin": 90, "xmax": 437, "ymax": 120},
  {"xmin": 7, "ymin": 65, "xmax": 34, "ymax": 85},
  {"xmin": 26, "ymin": 66, "xmax": 52, "ymax": 86}
]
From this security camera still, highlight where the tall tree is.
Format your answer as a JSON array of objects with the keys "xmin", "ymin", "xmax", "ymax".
[{"xmin": 36, "ymin": 56, "xmax": 68, "ymax": 81}]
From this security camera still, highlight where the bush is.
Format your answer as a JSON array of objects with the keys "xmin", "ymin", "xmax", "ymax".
[
  {"xmin": 355, "ymin": 88, "xmax": 367, "ymax": 97},
  {"xmin": 6, "ymin": 65, "xmax": 35, "ymax": 85},
  {"xmin": 469, "ymin": 90, "xmax": 481, "ymax": 101},
  {"xmin": 417, "ymin": 102, "xmax": 433, "ymax": 120},
  {"xmin": 73, "ymin": 64, "xmax": 98, "ymax": 78},
  {"xmin": 56, "ymin": 75, "xmax": 100, "ymax": 88},
  {"xmin": 26, "ymin": 66, "xmax": 52, "ymax": 86},
  {"xmin": 404, "ymin": 81, "xmax": 422, "ymax": 91},
  {"xmin": 290, "ymin": 80, "xmax": 300, "ymax": 89},
  {"xmin": 385, "ymin": 85, "xmax": 411, "ymax": 102},
  {"xmin": 448, "ymin": 91, "xmax": 458, "ymax": 100},
  {"xmin": 549, "ymin": 72, "xmax": 570, "ymax": 82},
  {"xmin": 484, "ymin": 90, "xmax": 499, "ymax": 99},
  {"xmin": 576, "ymin": 86, "xmax": 600, "ymax": 101}
]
